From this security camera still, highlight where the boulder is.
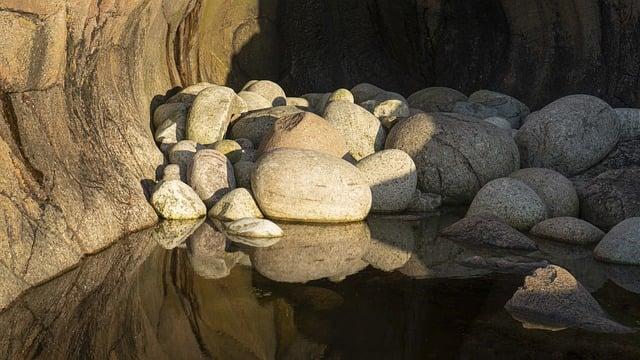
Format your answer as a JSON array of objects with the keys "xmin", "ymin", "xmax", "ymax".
[
  {"xmin": 452, "ymin": 101, "xmax": 499, "ymax": 119},
  {"xmin": 467, "ymin": 178, "xmax": 548, "ymax": 231},
  {"xmin": 407, "ymin": 87, "xmax": 467, "ymax": 112},
  {"xmin": 361, "ymin": 99, "xmax": 410, "ymax": 129},
  {"xmin": 594, "ymin": 217, "xmax": 640, "ymax": 265},
  {"xmin": 241, "ymin": 80, "xmax": 286, "ymax": 106},
  {"xmin": 251, "ymin": 148, "xmax": 371, "ymax": 222},
  {"xmin": 233, "ymin": 161, "xmax": 256, "ymax": 189},
  {"xmin": 440, "ymin": 215, "xmax": 537, "ymax": 250},
  {"xmin": 515, "ymin": 95, "xmax": 620, "ymax": 176},
  {"xmin": 151, "ymin": 180, "xmax": 206, "ymax": 220},
  {"xmin": 385, "ymin": 112, "xmax": 520, "ymax": 204},
  {"xmin": 574, "ymin": 139, "xmax": 640, "ymax": 181},
  {"xmin": 510, "ymin": 168, "xmax": 579, "ymax": 218},
  {"xmin": 328, "ymin": 88, "xmax": 354, "ymax": 103},
  {"xmin": 152, "ymin": 102, "xmax": 189, "ymax": 130},
  {"xmin": 578, "ymin": 168, "xmax": 640, "ymax": 230},
  {"xmin": 505, "ymin": 265, "xmax": 633, "ymax": 333},
  {"xmin": 168, "ymin": 140, "xmax": 200, "ymax": 182},
  {"xmin": 614, "ymin": 108, "xmax": 640, "ymax": 141},
  {"xmin": 166, "ymin": 82, "xmax": 216, "ymax": 104},
  {"xmin": 351, "ymin": 83, "xmax": 385, "ymax": 103},
  {"xmin": 210, "ymin": 139, "xmax": 243, "ymax": 164},
  {"xmin": 285, "ymin": 97, "xmax": 311, "ymax": 109},
  {"xmin": 188, "ymin": 149, "xmax": 236, "ymax": 208},
  {"xmin": 258, "ymin": 111, "xmax": 350, "ymax": 159},
  {"xmin": 530, "ymin": 217, "xmax": 604, "ymax": 245},
  {"xmin": 229, "ymin": 106, "xmax": 305, "ymax": 146},
  {"xmin": 237, "ymin": 91, "xmax": 271, "ymax": 111},
  {"xmin": 226, "ymin": 218, "xmax": 283, "ymax": 238},
  {"xmin": 483, "ymin": 116, "xmax": 512, "ymax": 129},
  {"xmin": 356, "ymin": 149, "xmax": 417, "ymax": 212},
  {"xmin": 323, "ymin": 100, "xmax": 386, "ymax": 161},
  {"xmin": 208, "ymin": 188, "xmax": 263, "ymax": 221},
  {"xmin": 186, "ymin": 86, "xmax": 246, "ymax": 144},
  {"xmin": 161, "ymin": 164, "xmax": 181, "ymax": 181},
  {"xmin": 468, "ymin": 90, "xmax": 530, "ymax": 128}
]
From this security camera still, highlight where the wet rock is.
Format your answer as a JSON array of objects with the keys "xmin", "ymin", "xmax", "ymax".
[
  {"xmin": 510, "ymin": 168, "xmax": 579, "ymax": 218},
  {"xmin": 168, "ymin": 140, "xmax": 199, "ymax": 182},
  {"xmin": 186, "ymin": 86, "xmax": 246, "ymax": 144},
  {"xmin": 151, "ymin": 180, "xmax": 206, "ymax": 220},
  {"xmin": 258, "ymin": 111, "xmax": 349, "ymax": 159},
  {"xmin": 230, "ymin": 106, "xmax": 305, "ymax": 146},
  {"xmin": 208, "ymin": 188, "xmax": 263, "ymax": 221},
  {"xmin": 167, "ymin": 82, "xmax": 216, "ymax": 104},
  {"xmin": 468, "ymin": 90, "xmax": 530, "ymax": 129},
  {"xmin": 250, "ymin": 222, "xmax": 371, "ymax": 283},
  {"xmin": 328, "ymin": 88, "xmax": 355, "ymax": 103},
  {"xmin": 505, "ymin": 265, "xmax": 634, "ymax": 333},
  {"xmin": 407, "ymin": 87, "xmax": 468, "ymax": 112},
  {"xmin": 151, "ymin": 218, "xmax": 205, "ymax": 249},
  {"xmin": 386, "ymin": 112, "xmax": 520, "ymax": 204},
  {"xmin": 594, "ymin": 217, "xmax": 640, "ymax": 265},
  {"xmin": 188, "ymin": 149, "xmax": 236, "ymax": 208},
  {"xmin": 530, "ymin": 217, "xmax": 604, "ymax": 245},
  {"xmin": 252, "ymin": 148, "xmax": 371, "ymax": 222},
  {"xmin": 614, "ymin": 108, "xmax": 640, "ymax": 141},
  {"xmin": 237, "ymin": 90, "xmax": 271, "ymax": 111},
  {"xmin": 233, "ymin": 160, "xmax": 256, "ymax": 189},
  {"xmin": 241, "ymin": 80, "xmax": 286, "ymax": 106},
  {"xmin": 483, "ymin": 116, "xmax": 512, "ymax": 129},
  {"xmin": 440, "ymin": 215, "xmax": 537, "ymax": 250},
  {"xmin": 226, "ymin": 218, "xmax": 283, "ymax": 238},
  {"xmin": 515, "ymin": 95, "xmax": 620, "ymax": 176},
  {"xmin": 406, "ymin": 190, "xmax": 442, "ymax": 212},
  {"xmin": 452, "ymin": 101, "xmax": 499, "ymax": 119},
  {"xmin": 161, "ymin": 164, "xmax": 181, "ymax": 181},
  {"xmin": 364, "ymin": 217, "xmax": 416, "ymax": 271},
  {"xmin": 578, "ymin": 168, "xmax": 640, "ymax": 230},
  {"xmin": 356, "ymin": 149, "xmax": 417, "ymax": 212},
  {"xmin": 467, "ymin": 178, "xmax": 548, "ymax": 231},
  {"xmin": 324, "ymin": 100, "xmax": 386, "ymax": 160},
  {"xmin": 210, "ymin": 139, "xmax": 243, "ymax": 164}
]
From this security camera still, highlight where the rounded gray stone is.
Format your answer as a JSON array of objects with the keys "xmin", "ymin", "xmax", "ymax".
[
  {"xmin": 468, "ymin": 90, "xmax": 530, "ymax": 129},
  {"xmin": 510, "ymin": 167, "xmax": 579, "ymax": 218},
  {"xmin": 594, "ymin": 217, "xmax": 640, "ymax": 265},
  {"xmin": 530, "ymin": 217, "xmax": 605, "ymax": 245},
  {"xmin": 407, "ymin": 87, "xmax": 468, "ymax": 112}
]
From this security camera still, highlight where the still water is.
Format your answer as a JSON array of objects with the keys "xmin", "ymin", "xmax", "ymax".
[{"xmin": 1, "ymin": 209, "xmax": 639, "ymax": 359}]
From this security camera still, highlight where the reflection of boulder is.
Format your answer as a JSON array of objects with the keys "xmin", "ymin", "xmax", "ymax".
[
  {"xmin": 364, "ymin": 217, "xmax": 417, "ymax": 271},
  {"xmin": 250, "ymin": 222, "xmax": 371, "ymax": 282},
  {"xmin": 152, "ymin": 218, "xmax": 204, "ymax": 249},
  {"xmin": 187, "ymin": 221, "xmax": 242, "ymax": 279}
]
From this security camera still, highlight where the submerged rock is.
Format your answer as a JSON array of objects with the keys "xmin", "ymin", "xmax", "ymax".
[
  {"xmin": 408, "ymin": 87, "xmax": 467, "ymax": 112},
  {"xmin": 226, "ymin": 218, "xmax": 283, "ymax": 238},
  {"xmin": 510, "ymin": 168, "xmax": 579, "ymax": 218},
  {"xmin": 460, "ymin": 256, "xmax": 549, "ymax": 275},
  {"xmin": 188, "ymin": 149, "xmax": 236, "ymax": 208},
  {"xmin": 187, "ymin": 221, "xmax": 241, "ymax": 279},
  {"xmin": 440, "ymin": 215, "xmax": 537, "ymax": 250},
  {"xmin": 594, "ymin": 217, "xmax": 640, "ymax": 266},
  {"xmin": 505, "ymin": 265, "xmax": 633, "ymax": 333},
  {"xmin": 208, "ymin": 188, "xmax": 263, "ymax": 221},
  {"xmin": 530, "ymin": 217, "xmax": 604, "ymax": 245},
  {"xmin": 151, "ymin": 180, "xmax": 206, "ymax": 220}
]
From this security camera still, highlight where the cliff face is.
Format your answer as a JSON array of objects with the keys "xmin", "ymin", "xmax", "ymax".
[{"xmin": 1, "ymin": 0, "xmax": 639, "ymax": 309}]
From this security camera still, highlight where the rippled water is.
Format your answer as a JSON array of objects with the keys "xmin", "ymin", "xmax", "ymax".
[{"xmin": 1, "ymin": 209, "xmax": 639, "ymax": 359}]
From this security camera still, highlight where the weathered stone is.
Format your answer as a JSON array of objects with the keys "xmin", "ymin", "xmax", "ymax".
[
  {"xmin": 230, "ymin": 106, "xmax": 305, "ymax": 145},
  {"xmin": 467, "ymin": 178, "xmax": 548, "ymax": 231},
  {"xmin": 441, "ymin": 215, "xmax": 537, "ymax": 250},
  {"xmin": 460, "ymin": 256, "xmax": 550, "ymax": 275},
  {"xmin": 483, "ymin": 116, "xmax": 512, "ymax": 129},
  {"xmin": 151, "ymin": 180, "xmax": 206, "ymax": 220},
  {"xmin": 356, "ymin": 149, "xmax": 417, "ymax": 212},
  {"xmin": 614, "ymin": 108, "xmax": 640, "ymax": 141},
  {"xmin": 505, "ymin": 265, "xmax": 633, "ymax": 333},
  {"xmin": 452, "ymin": 101, "xmax": 499, "ymax": 119},
  {"xmin": 237, "ymin": 90, "xmax": 271, "ymax": 111},
  {"xmin": 594, "ymin": 217, "xmax": 640, "ymax": 265},
  {"xmin": 167, "ymin": 82, "xmax": 216, "ymax": 104},
  {"xmin": 510, "ymin": 168, "xmax": 579, "ymax": 218},
  {"xmin": 364, "ymin": 217, "xmax": 416, "ymax": 271},
  {"xmin": 351, "ymin": 83, "xmax": 385, "ymax": 103},
  {"xmin": 186, "ymin": 86, "xmax": 246, "ymax": 144},
  {"xmin": 515, "ymin": 95, "xmax": 620, "ymax": 176},
  {"xmin": 258, "ymin": 111, "xmax": 350, "ymax": 159},
  {"xmin": 362, "ymin": 99, "xmax": 410, "ymax": 129},
  {"xmin": 233, "ymin": 160, "xmax": 256, "ymax": 189},
  {"xmin": 168, "ymin": 140, "xmax": 200, "ymax": 182},
  {"xmin": 152, "ymin": 102, "xmax": 189, "ymax": 130},
  {"xmin": 324, "ymin": 100, "xmax": 386, "ymax": 160},
  {"xmin": 530, "ymin": 217, "xmax": 604, "ymax": 245},
  {"xmin": 386, "ymin": 112, "xmax": 520, "ymax": 204},
  {"xmin": 252, "ymin": 149, "xmax": 371, "ymax": 222},
  {"xmin": 328, "ymin": 88, "xmax": 354, "ymax": 103},
  {"xmin": 226, "ymin": 218, "xmax": 283, "ymax": 238},
  {"xmin": 242, "ymin": 80, "xmax": 286, "ymax": 106},
  {"xmin": 407, "ymin": 87, "xmax": 467, "ymax": 112},
  {"xmin": 208, "ymin": 188, "xmax": 263, "ymax": 221},
  {"xmin": 285, "ymin": 97, "xmax": 311, "ymax": 108},
  {"xmin": 574, "ymin": 139, "xmax": 640, "ymax": 181},
  {"xmin": 188, "ymin": 150, "xmax": 236, "ymax": 208},
  {"xmin": 406, "ymin": 190, "xmax": 442, "ymax": 212},
  {"xmin": 161, "ymin": 164, "xmax": 181, "ymax": 181},
  {"xmin": 154, "ymin": 114, "xmax": 185, "ymax": 146},
  {"xmin": 468, "ymin": 90, "xmax": 530, "ymax": 128},
  {"xmin": 210, "ymin": 139, "xmax": 243, "ymax": 163}
]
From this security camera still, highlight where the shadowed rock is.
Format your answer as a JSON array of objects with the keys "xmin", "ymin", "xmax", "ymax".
[{"xmin": 441, "ymin": 215, "xmax": 537, "ymax": 250}]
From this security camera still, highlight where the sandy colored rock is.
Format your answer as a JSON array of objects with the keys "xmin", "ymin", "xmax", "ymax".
[
  {"xmin": 258, "ymin": 111, "xmax": 349, "ymax": 159},
  {"xmin": 152, "ymin": 102, "xmax": 189, "ymax": 130},
  {"xmin": 594, "ymin": 217, "xmax": 640, "ymax": 265},
  {"xmin": 210, "ymin": 139, "xmax": 243, "ymax": 163},
  {"xmin": 151, "ymin": 180, "xmax": 206, "ymax": 220},
  {"xmin": 324, "ymin": 100, "xmax": 386, "ymax": 160},
  {"xmin": 188, "ymin": 149, "xmax": 236, "ymax": 208},
  {"xmin": 226, "ymin": 218, "xmax": 283, "ymax": 238},
  {"xmin": 510, "ymin": 168, "xmax": 579, "ymax": 218},
  {"xmin": 237, "ymin": 90, "xmax": 271, "ymax": 111},
  {"xmin": 467, "ymin": 178, "xmax": 548, "ymax": 231},
  {"xmin": 186, "ymin": 86, "xmax": 246, "ymax": 144},
  {"xmin": 208, "ymin": 188, "xmax": 263, "ymax": 221},
  {"xmin": 285, "ymin": 97, "xmax": 311, "ymax": 109},
  {"xmin": 230, "ymin": 106, "xmax": 305, "ymax": 145},
  {"xmin": 356, "ymin": 149, "xmax": 417, "ymax": 212},
  {"xmin": 441, "ymin": 215, "xmax": 537, "ymax": 250},
  {"xmin": 252, "ymin": 148, "xmax": 371, "ymax": 222},
  {"xmin": 242, "ymin": 80, "xmax": 286, "ymax": 106},
  {"xmin": 167, "ymin": 82, "xmax": 216, "ymax": 104},
  {"xmin": 328, "ymin": 88, "xmax": 355, "ymax": 103},
  {"xmin": 531, "ymin": 217, "xmax": 604, "ymax": 245},
  {"xmin": 408, "ymin": 87, "xmax": 467, "ymax": 112},
  {"xmin": 161, "ymin": 164, "xmax": 181, "ymax": 181},
  {"xmin": 468, "ymin": 90, "xmax": 530, "ymax": 129}
]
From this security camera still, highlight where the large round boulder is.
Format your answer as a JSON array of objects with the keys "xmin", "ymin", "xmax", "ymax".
[
  {"xmin": 594, "ymin": 217, "xmax": 640, "ymax": 266},
  {"xmin": 229, "ymin": 106, "xmax": 304, "ymax": 146},
  {"xmin": 241, "ymin": 80, "xmax": 286, "ymax": 106},
  {"xmin": 467, "ymin": 178, "xmax": 548, "ymax": 230},
  {"xmin": 251, "ymin": 148, "xmax": 372, "ymax": 222},
  {"xmin": 186, "ymin": 86, "xmax": 247, "ymax": 145},
  {"xmin": 510, "ymin": 168, "xmax": 579, "ymax": 218},
  {"xmin": 468, "ymin": 90, "xmax": 530, "ymax": 129},
  {"xmin": 323, "ymin": 100, "xmax": 386, "ymax": 161},
  {"xmin": 356, "ymin": 149, "xmax": 417, "ymax": 212},
  {"xmin": 515, "ymin": 95, "xmax": 620, "ymax": 176},
  {"xmin": 407, "ymin": 87, "xmax": 467, "ymax": 112},
  {"xmin": 258, "ymin": 111, "xmax": 349, "ymax": 159},
  {"xmin": 188, "ymin": 149, "xmax": 236, "ymax": 208},
  {"xmin": 385, "ymin": 112, "xmax": 520, "ymax": 204}
]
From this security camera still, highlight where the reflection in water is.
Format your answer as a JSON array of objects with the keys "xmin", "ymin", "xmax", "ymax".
[{"xmin": 0, "ymin": 212, "xmax": 639, "ymax": 359}]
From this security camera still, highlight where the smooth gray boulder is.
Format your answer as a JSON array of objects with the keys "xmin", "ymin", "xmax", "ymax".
[
  {"xmin": 188, "ymin": 149, "xmax": 236, "ymax": 208},
  {"xmin": 614, "ymin": 108, "xmax": 640, "ymax": 141},
  {"xmin": 186, "ymin": 86, "xmax": 246, "ymax": 144},
  {"xmin": 468, "ymin": 90, "xmax": 530, "ymax": 129},
  {"xmin": 386, "ymin": 112, "xmax": 520, "ymax": 204},
  {"xmin": 452, "ymin": 101, "xmax": 499, "ymax": 119},
  {"xmin": 515, "ymin": 95, "xmax": 620, "ymax": 176},
  {"xmin": 510, "ymin": 168, "xmax": 579, "ymax": 218},
  {"xmin": 356, "ymin": 149, "xmax": 417, "ymax": 212},
  {"xmin": 505, "ymin": 265, "xmax": 633, "ymax": 333},
  {"xmin": 440, "ymin": 215, "xmax": 537, "ymax": 250},
  {"xmin": 594, "ymin": 217, "xmax": 640, "ymax": 265},
  {"xmin": 229, "ymin": 106, "xmax": 304, "ymax": 146},
  {"xmin": 351, "ymin": 83, "xmax": 385, "ymax": 103},
  {"xmin": 407, "ymin": 87, "xmax": 467, "ymax": 112},
  {"xmin": 467, "ymin": 178, "xmax": 548, "ymax": 231},
  {"xmin": 241, "ymin": 80, "xmax": 286, "ymax": 105},
  {"xmin": 151, "ymin": 180, "xmax": 206, "ymax": 220},
  {"xmin": 530, "ymin": 217, "xmax": 605, "ymax": 245},
  {"xmin": 208, "ymin": 188, "xmax": 263, "ymax": 221}
]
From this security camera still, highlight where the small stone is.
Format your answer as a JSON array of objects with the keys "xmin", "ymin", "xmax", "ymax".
[
  {"xmin": 594, "ymin": 217, "xmax": 640, "ymax": 265},
  {"xmin": 406, "ymin": 190, "xmax": 442, "ymax": 212},
  {"xmin": 237, "ymin": 90, "xmax": 271, "ymax": 111},
  {"xmin": 226, "ymin": 218, "xmax": 283, "ymax": 238},
  {"xmin": 510, "ymin": 168, "xmax": 579, "ymax": 218},
  {"xmin": 168, "ymin": 140, "xmax": 200, "ymax": 182},
  {"xmin": 233, "ymin": 160, "xmax": 256, "ymax": 189},
  {"xmin": 151, "ymin": 180, "xmax": 206, "ymax": 220},
  {"xmin": 407, "ymin": 87, "xmax": 467, "ymax": 112},
  {"xmin": 614, "ymin": 108, "xmax": 640, "ymax": 141},
  {"xmin": 161, "ymin": 164, "xmax": 181, "ymax": 181},
  {"xmin": 208, "ymin": 188, "xmax": 263, "ymax": 221},
  {"xmin": 188, "ymin": 149, "xmax": 235, "ymax": 208},
  {"xmin": 467, "ymin": 178, "xmax": 548, "ymax": 231},
  {"xmin": 468, "ymin": 90, "xmax": 530, "ymax": 129},
  {"xmin": 186, "ymin": 86, "xmax": 247, "ymax": 144},
  {"xmin": 440, "ymin": 215, "xmax": 538, "ymax": 250},
  {"xmin": 242, "ymin": 80, "xmax": 286, "ymax": 106},
  {"xmin": 328, "ymin": 88, "xmax": 354, "ymax": 103},
  {"xmin": 530, "ymin": 217, "xmax": 605, "ymax": 245},
  {"xmin": 210, "ymin": 139, "xmax": 243, "ymax": 163}
]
